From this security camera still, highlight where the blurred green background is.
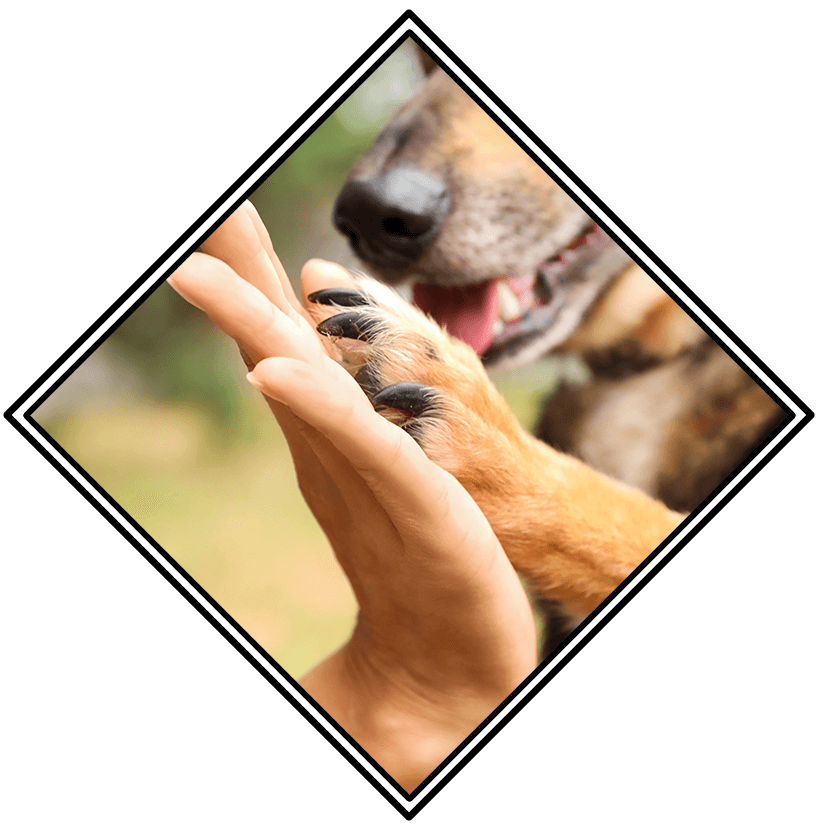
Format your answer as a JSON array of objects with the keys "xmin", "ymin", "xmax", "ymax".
[{"xmin": 33, "ymin": 38, "xmax": 562, "ymax": 678}]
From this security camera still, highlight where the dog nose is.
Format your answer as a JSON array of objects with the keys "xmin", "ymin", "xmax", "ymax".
[{"xmin": 333, "ymin": 166, "xmax": 449, "ymax": 269}]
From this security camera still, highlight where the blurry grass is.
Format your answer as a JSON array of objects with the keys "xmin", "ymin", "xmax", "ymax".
[{"xmin": 39, "ymin": 396, "xmax": 358, "ymax": 679}]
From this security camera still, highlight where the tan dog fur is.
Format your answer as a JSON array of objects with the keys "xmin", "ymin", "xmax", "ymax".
[
  {"xmin": 311, "ymin": 281, "xmax": 681, "ymax": 620},
  {"xmin": 331, "ymin": 43, "xmax": 788, "ymax": 645}
]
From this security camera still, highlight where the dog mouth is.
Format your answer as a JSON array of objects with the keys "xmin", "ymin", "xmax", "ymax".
[{"xmin": 412, "ymin": 222, "xmax": 612, "ymax": 357}]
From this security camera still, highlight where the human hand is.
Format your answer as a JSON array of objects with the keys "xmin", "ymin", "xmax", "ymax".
[{"xmin": 168, "ymin": 203, "xmax": 537, "ymax": 790}]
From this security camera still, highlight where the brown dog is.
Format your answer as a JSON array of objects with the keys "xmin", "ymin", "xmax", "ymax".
[{"xmin": 324, "ymin": 43, "xmax": 789, "ymax": 653}]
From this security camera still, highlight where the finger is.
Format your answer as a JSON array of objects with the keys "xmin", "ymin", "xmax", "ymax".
[
  {"xmin": 300, "ymin": 259, "xmax": 359, "ymax": 309},
  {"xmin": 201, "ymin": 203, "xmax": 297, "ymax": 319},
  {"xmin": 247, "ymin": 356, "xmax": 474, "ymax": 525},
  {"xmin": 168, "ymin": 248, "xmax": 363, "ymax": 535},
  {"xmin": 301, "ymin": 261, "xmax": 365, "ymax": 352},
  {"xmin": 276, "ymin": 407, "xmax": 351, "ymax": 517},
  {"xmin": 242, "ymin": 201, "xmax": 304, "ymax": 315},
  {"xmin": 169, "ymin": 253, "xmax": 331, "ymax": 367},
  {"xmin": 287, "ymin": 413, "xmax": 395, "ymax": 543},
  {"xmin": 246, "ymin": 351, "xmax": 399, "ymax": 581}
]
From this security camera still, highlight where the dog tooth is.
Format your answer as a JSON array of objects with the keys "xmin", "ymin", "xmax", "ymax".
[
  {"xmin": 493, "ymin": 320, "xmax": 504, "ymax": 336},
  {"xmin": 497, "ymin": 281, "xmax": 521, "ymax": 322}
]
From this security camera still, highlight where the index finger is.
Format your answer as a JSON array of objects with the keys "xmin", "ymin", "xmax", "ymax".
[
  {"xmin": 243, "ymin": 202, "xmax": 305, "ymax": 315},
  {"xmin": 167, "ymin": 251, "xmax": 328, "ymax": 367},
  {"xmin": 201, "ymin": 202, "xmax": 301, "ymax": 319}
]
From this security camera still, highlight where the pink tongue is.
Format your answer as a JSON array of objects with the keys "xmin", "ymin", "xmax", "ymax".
[{"xmin": 412, "ymin": 280, "xmax": 498, "ymax": 354}]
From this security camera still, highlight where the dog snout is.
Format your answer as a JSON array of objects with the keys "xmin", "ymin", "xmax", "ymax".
[{"xmin": 333, "ymin": 165, "xmax": 449, "ymax": 270}]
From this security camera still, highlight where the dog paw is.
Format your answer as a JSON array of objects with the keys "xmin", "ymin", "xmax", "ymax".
[
  {"xmin": 306, "ymin": 277, "xmax": 666, "ymax": 619},
  {"xmin": 307, "ymin": 278, "xmax": 528, "ymax": 481}
]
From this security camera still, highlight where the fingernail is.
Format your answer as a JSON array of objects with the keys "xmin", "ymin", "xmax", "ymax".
[
  {"xmin": 246, "ymin": 371, "xmax": 263, "ymax": 390},
  {"xmin": 165, "ymin": 273, "xmax": 204, "ymax": 311}
]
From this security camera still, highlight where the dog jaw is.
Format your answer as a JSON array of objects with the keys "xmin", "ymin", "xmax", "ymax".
[{"xmin": 478, "ymin": 227, "xmax": 636, "ymax": 370}]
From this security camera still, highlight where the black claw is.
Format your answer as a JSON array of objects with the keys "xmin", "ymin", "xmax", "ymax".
[
  {"xmin": 372, "ymin": 382, "xmax": 438, "ymax": 416},
  {"xmin": 316, "ymin": 311, "xmax": 381, "ymax": 341},
  {"xmin": 307, "ymin": 288, "xmax": 373, "ymax": 308}
]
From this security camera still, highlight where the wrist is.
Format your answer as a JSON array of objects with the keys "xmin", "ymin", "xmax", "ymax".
[{"xmin": 300, "ymin": 638, "xmax": 484, "ymax": 792}]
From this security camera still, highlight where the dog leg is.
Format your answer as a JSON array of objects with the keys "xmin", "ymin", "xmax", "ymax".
[{"xmin": 309, "ymin": 279, "xmax": 682, "ymax": 618}]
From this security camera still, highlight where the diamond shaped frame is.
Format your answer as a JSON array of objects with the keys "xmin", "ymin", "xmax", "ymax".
[{"xmin": 27, "ymin": 35, "xmax": 792, "ymax": 796}]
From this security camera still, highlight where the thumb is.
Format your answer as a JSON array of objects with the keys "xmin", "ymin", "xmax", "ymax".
[{"xmin": 300, "ymin": 259, "xmax": 359, "ymax": 306}]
